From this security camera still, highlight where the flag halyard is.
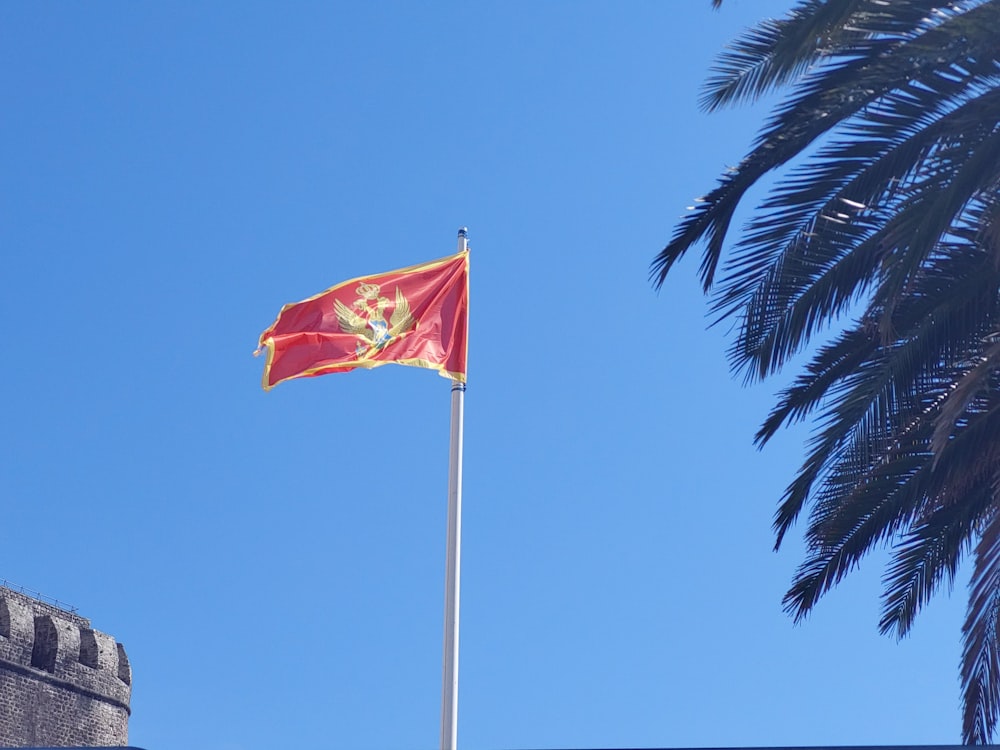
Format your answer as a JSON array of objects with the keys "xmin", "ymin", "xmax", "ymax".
[{"xmin": 257, "ymin": 251, "xmax": 468, "ymax": 390}]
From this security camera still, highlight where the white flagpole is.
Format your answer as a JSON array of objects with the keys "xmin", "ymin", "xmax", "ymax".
[{"xmin": 440, "ymin": 227, "xmax": 468, "ymax": 750}]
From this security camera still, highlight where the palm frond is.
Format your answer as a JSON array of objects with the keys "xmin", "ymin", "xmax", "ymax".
[
  {"xmin": 769, "ymin": 241, "xmax": 1000, "ymax": 545},
  {"xmin": 962, "ymin": 502, "xmax": 1000, "ymax": 743},
  {"xmin": 715, "ymin": 76, "xmax": 1000, "ymax": 372},
  {"xmin": 653, "ymin": 1, "xmax": 1000, "ymax": 291},
  {"xmin": 701, "ymin": 0, "xmax": 971, "ymax": 112},
  {"xmin": 701, "ymin": 0, "xmax": 865, "ymax": 112}
]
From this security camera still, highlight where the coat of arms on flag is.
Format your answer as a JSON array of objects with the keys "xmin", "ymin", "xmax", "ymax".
[{"xmin": 334, "ymin": 282, "xmax": 414, "ymax": 359}]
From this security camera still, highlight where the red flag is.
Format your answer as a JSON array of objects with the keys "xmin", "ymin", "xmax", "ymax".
[{"xmin": 257, "ymin": 251, "xmax": 468, "ymax": 390}]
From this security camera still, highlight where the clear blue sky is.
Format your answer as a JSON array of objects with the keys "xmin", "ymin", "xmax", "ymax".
[{"xmin": 2, "ymin": 3, "xmax": 966, "ymax": 749}]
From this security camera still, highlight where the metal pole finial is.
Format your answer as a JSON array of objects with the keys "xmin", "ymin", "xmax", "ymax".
[{"xmin": 457, "ymin": 227, "xmax": 468, "ymax": 239}]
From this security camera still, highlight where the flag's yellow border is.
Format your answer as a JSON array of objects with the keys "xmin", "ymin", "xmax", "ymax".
[{"xmin": 256, "ymin": 250, "xmax": 469, "ymax": 390}]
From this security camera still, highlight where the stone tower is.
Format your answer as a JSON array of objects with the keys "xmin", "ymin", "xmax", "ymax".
[{"xmin": 0, "ymin": 583, "xmax": 131, "ymax": 747}]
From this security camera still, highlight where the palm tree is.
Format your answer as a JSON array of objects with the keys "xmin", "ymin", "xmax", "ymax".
[{"xmin": 654, "ymin": 1, "xmax": 1000, "ymax": 742}]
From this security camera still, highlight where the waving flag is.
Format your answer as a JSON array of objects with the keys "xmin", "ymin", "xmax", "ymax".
[{"xmin": 256, "ymin": 251, "xmax": 468, "ymax": 390}]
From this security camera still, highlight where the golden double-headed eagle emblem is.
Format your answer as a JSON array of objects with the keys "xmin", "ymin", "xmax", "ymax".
[{"xmin": 335, "ymin": 282, "xmax": 414, "ymax": 359}]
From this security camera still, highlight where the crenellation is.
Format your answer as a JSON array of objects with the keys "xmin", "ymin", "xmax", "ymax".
[
  {"xmin": 0, "ymin": 583, "xmax": 131, "ymax": 746},
  {"xmin": 92, "ymin": 630, "xmax": 119, "ymax": 675},
  {"xmin": 0, "ymin": 598, "xmax": 10, "ymax": 639},
  {"xmin": 116, "ymin": 642, "xmax": 131, "ymax": 687},
  {"xmin": 30, "ymin": 616, "xmax": 59, "ymax": 673},
  {"xmin": 7, "ymin": 595, "xmax": 33, "ymax": 638},
  {"xmin": 79, "ymin": 627, "xmax": 100, "ymax": 669},
  {"xmin": 0, "ymin": 596, "xmax": 33, "ymax": 665}
]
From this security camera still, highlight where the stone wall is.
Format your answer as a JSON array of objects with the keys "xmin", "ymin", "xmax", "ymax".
[{"xmin": 0, "ymin": 585, "xmax": 130, "ymax": 747}]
